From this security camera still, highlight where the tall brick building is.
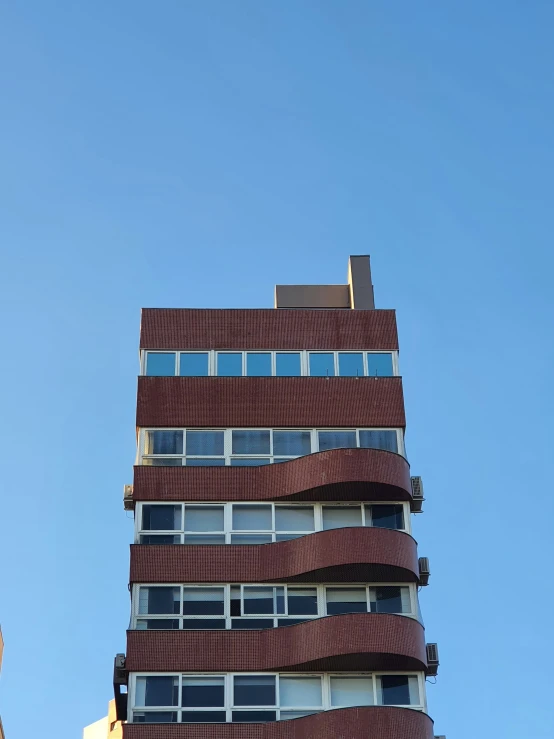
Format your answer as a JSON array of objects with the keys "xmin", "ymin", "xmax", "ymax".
[{"xmin": 113, "ymin": 255, "xmax": 444, "ymax": 739}]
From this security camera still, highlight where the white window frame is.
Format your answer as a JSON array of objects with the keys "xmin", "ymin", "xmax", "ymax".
[
  {"xmin": 137, "ymin": 427, "xmax": 406, "ymax": 465},
  {"xmin": 131, "ymin": 582, "xmax": 418, "ymax": 630},
  {"xmin": 140, "ymin": 350, "xmax": 400, "ymax": 378},
  {"xmin": 128, "ymin": 671, "xmax": 426, "ymax": 723},
  {"xmin": 135, "ymin": 500, "xmax": 412, "ymax": 543}
]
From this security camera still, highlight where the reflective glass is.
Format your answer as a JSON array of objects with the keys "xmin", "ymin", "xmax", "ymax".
[
  {"xmin": 140, "ymin": 534, "xmax": 180, "ymax": 544},
  {"xmin": 287, "ymin": 588, "xmax": 318, "ymax": 615},
  {"xmin": 217, "ymin": 353, "xmax": 242, "ymax": 376},
  {"xmin": 234, "ymin": 675, "xmax": 276, "ymax": 706},
  {"xmin": 273, "ymin": 431, "xmax": 311, "ymax": 456},
  {"xmin": 142, "ymin": 505, "xmax": 182, "ymax": 531},
  {"xmin": 181, "ymin": 711, "xmax": 226, "ymax": 722},
  {"xmin": 338, "ymin": 353, "xmax": 364, "ymax": 377},
  {"xmin": 232, "ymin": 505, "xmax": 272, "ymax": 530},
  {"xmin": 232, "ymin": 711, "xmax": 276, "ymax": 722},
  {"xmin": 308, "ymin": 353, "xmax": 335, "ymax": 376},
  {"xmin": 330, "ymin": 677, "xmax": 373, "ymax": 707},
  {"xmin": 136, "ymin": 619, "xmax": 179, "ymax": 630},
  {"xmin": 232, "ymin": 430, "xmax": 271, "ymax": 454},
  {"xmin": 139, "ymin": 586, "xmax": 180, "ymax": 615},
  {"xmin": 322, "ymin": 506, "xmax": 362, "ymax": 530},
  {"xmin": 184, "ymin": 534, "xmax": 225, "ymax": 544},
  {"xmin": 366, "ymin": 353, "xmax": 394, "ymax": 376},
  {"xmin": 142, "ymin": 458, "xmax": 182, "ymax": 466},
  {"xmin": 145, "ymin": 353, "xmax": 176, "ymax": 376},
  {"xmin": 280, "ymin": 677, "xmax": 322, "ymax": 707},
  {"xmin": 145, "ymin": 431, "xmax": 183, "ymax": 455},
  {"xmin": 136, "ymin": 676, "xmax": 178, "ymax": 707},
  {"xmin": 280, "ymin": 711, "xmax": 318, "ymax": 719},
  {"xmin": 133, "ymin": 712, "xmax": 178, "ymax": 723},
  {"xmin": 276, "ymin": 353, "xmax": 301, "ymax": 376},
  {"xmin": 243, "ymin": 587, "xmax": 275, "ymax": 615},
  {"xmin": 185, "ymin": 506, "xmax": 224, "ymax": 532},
  {"xmin": 182, "ymin": 677, "xmax": 225, "ymax": 707},
  {"xmin": 369, "ymin": 504, "xmax": 404, "ymax": 530},
  {"xmin": 358, "ymin": 430, "xmax": 398, "ymax": 453},
  {"xmin": 378, "ymin": 676, "xmax": 414, "ymax": 705},
  {"xmin": 185, "ymin": 458, "xmax": 225, "ymax": 466},
  {"xmin": 317, "ymin": 431, "xmax": 356, "ymax": 451},
  {"xmin": 371, "ymin": 586, "xmax": 405, "ymax": 614},
  {"xmin": 230, "ymin": 458, "xmax": 270, "ymax": 466},
  {"xmin": 231, "ymin": 618, "xmax": 274, "ymax": 630},
  {"xmin": 326, "ymin": 587, "xmax": 367, "ymax": 615},
  {"xmin": 183, "ymin": 587, "xmax": 225, "ymax": 615},
  {"xmin": 179, "ymin": 352, "xmax": 209, "ymax": 376},
  {"xmin": 231, "ymin": 534, "xmax": 272, "ymax": 544},
  {"xmin": 246, "ymin": 353, "xmax": 272, "ymax": 376},
  {"xmin": 186, "ymin": 430, "xmax": 224, "ymax": 456},
  {"xmin": 275, "ymin": 506, "xmax": 314, "ymax": 532},
  {"xmin": 275, "ymin": 533, "xmax": 303, "ymax": 541},
  {"xmin": 182, "ymin": 619, "xmax": 226, "ymax": 630}
]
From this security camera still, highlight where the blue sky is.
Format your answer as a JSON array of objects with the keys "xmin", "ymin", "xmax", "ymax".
[{"xmin": 1, "ymin": 2, "xmax": 553, "ymax": 737}]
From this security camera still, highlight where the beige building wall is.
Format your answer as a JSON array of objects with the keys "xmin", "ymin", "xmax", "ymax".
[{"xmin": 83, "ymin": 700, "xmax": 122, "ymax": 739}]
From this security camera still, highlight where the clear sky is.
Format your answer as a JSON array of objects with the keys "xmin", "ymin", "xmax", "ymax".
[{"xmin": 0, "ymin": 2, "xmax": 553, "ymax": 738}]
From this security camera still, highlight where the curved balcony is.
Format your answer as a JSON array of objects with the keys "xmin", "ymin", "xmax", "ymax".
[
  {"xmin": 126, "ymin": 613, "xmax": 427, "ymax": 673},
  {"xmin": 122, "ymin": 706, "xmax": 434, "ymax": 739},
  {"xmin": 133, "ymin": 447, "xmax": 412, "ymax": 503},
  {"xmin": 130, "ymin": 527, "xmax": 420, "ymax": 584},
  {"xmin": 136, "ymin": 376, "xmax": 405, "ymax": 428}
]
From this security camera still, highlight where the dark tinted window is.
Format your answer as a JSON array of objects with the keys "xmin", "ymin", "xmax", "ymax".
[
  {"xmin": 370, "ymin": 505, "xmax": 404, "ymax": 530},
  {"xmin": 358, "ymin": 430, "xmax": 398, "ymax": 453},
  {"xmin": 373, "ymin": 587, "xmax": 403, "ymax": 614},
  {"xmin": 380, "ymin": 676, "xmax": 411, "ymax": 705},
  {"xmin": 142, "ymin": 505, "xmax": 181, "ymax": 531},
  {"xmin": 234, "ymin": 676, "xmax": 276, "ymax": 706}
]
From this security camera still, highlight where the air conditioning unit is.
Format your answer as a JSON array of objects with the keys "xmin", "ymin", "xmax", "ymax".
[
  {"xmin": 418, "ymin": 556, "xmax": 430, "ymax": 586},
  {"xmin": 113, "ymin": 653, "xmax": 127, "ymax": 685},
  {"xmin": 426, "ymin": 643, "xmax": 439, "ymax": 676},
  {"xmin": 410, "ymin": 476, "xmax": 424, "ymax": 513},
  {"xmin": 123, "ymin": 484, "xmax": 134, "ymax": 511}
]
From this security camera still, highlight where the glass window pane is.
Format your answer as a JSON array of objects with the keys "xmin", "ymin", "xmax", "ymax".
[
  {"xmin": 186, "ymin": 431, "xmax": 224, "ymax": 456},
  {"xmin": 287, "ymin": 588, "xmax": 318, "ymax": 615},
  {"xmin": 139, "ymin": 586, "xmax": 180, "ymax": 615},
  {"xmin": 378, "ymin": 676, "xmax": 415, "ymax": 705},
  {"xmin": 280, "ymin": 711, "xmax": 319, "ymax": 720},
  {"xmin": 136, "ymin": 676, "xmax": 178, "ymax": 707},
  {"xmin": 280, "ymin": 677, "xmax": 322, "ymax": 707},
  {"xmin": 186, "ymin": 458, "xmax": 225, "ymax": 466},
  {"xmin": 275, "ymin": 533, "xmax": 303, "ymax": 542},
  {"xmin": 372, "ymin": 587, "xmax": 405, "ymax": 614},
  {"xmin": 276, "ymin": 353, "xmax": 301, "ymax": 376},
  {"xmin": 183, "ymin": 587, "xmax": 225, "ymax": 615},
  {"xmin": 142, "ymin": 458, "xmax": 183, "ymax": 467},
  {"xmin": 232, "ymin": 430, "xmax": 271, "ymax": 455},
  {"xmin": 230, "ymin": 458, "xmax": 271, "ymax": 466},
  {"xmin": 185, "ymin": 506, "xmax": 224, "ymax": 532},
  {"xmin": 182, "ymin": 677, "xmax": 225, "ymax": 707},
  {"xmin": 358, "ymin": 430, "xmax": 398, "ymax": 453},
  {"xmin": 184, "ymin": 534, "xmax": 226, "ymax": 545},
  {"xmin": 142, "ymin": 505, "xmax": 182, "ymax": 531},
  {"xmin": 133, "ymin": 711, "xmax": 178, "ymax": 723},
  {"xmin": 231, "ymin": 618, "xmax": 274, "ymax": 630},
  {"xmin": 232, "ymin": 505, "xmax": 272, "ymax": 531},
  {"xmin": 369, "ymin": 504, "xmax": 404, "ymax": 530},
  {"xmin": 308, "ymin": 353, "xmax": 335, "ymax": 376},
  {"xmin": 217, "ymin": 353, "xmax": 242, "ymax": 376},
  {"xmin": 232, "ymin": 711, "xmax": 276, "ymax": 722},
  {"xmin": 140, "ymin": 534, "xmax": 180, "ymax": 544},
  {"xmin": 231, "ymin": 534, "xmax": 273, "ymax": 544},
  {"xmin": 330, "ymin": 677, "xmax": 373, "ymax": 707},
  {"xmin": 181, "ymin": 711, "xmax": 226, "ymax": 723},
  {"xmin": 367, "ymin": 353, "xmax": 394, "ymax": 376},
  {"xmin": 182, "ymin": 619, "xmax": 226, "ymax": 630},
  {"xmin": 234, "ymin": 676, "xmax": 276, "ymax": 706},
  {"xmin": 326, "ymin": 587, "xmax": 367, "ymax": 615},
  {"xmin": 243, "ymin": 587, "xmax": 275, "ymax": 615},
  {"xmin": 338, "ymin": 353, "xmax": 364, "ymax": 377},
  {"xmin": 136, "ymin": 619, "xmax": 180, "ymax": 630},
  {"xmin": 145, "ymin": 353, "xmax": 176, "ymax": 376},
  {"xmin": 145, "ymin": 431, "xmax": 183, "ymax": 455},
  {"xmin": 179, "ymin": 352, "xmax": 209, "ymax": 376},
  {"xmin": 246, "ymin": 353, "xmax": 272, "ymax": 376},
  {"xmin": 318, "ymin": 431, "xmax": 356, "ymax": 451},
  {"xmin": 275, "ymin": 506, "xmax": 315, "ymax": 532},
  {"xmin": 322, "ymin": 506, "xmax": 362, "ymax": 530},
  {"xmin": 273, "ymin": 431, "xmax": 312, "ymax": 457}
]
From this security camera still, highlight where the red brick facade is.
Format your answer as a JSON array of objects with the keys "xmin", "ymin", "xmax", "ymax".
[{"xmin": 132, "ymin": 447, "xmax": 412, "ymax": 502}]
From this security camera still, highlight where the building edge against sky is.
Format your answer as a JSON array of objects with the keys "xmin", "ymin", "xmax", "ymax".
[{"xmin": 86, "ymin": 255, "xmax": 445, "ymax": 738}]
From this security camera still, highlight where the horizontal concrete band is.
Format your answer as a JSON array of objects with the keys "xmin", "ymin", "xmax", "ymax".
[
  {"xmin": 136, "ymin": 377, "xmax": 405, "ymax": 428},
  {"xmin": 122, "ymin": 706, "xmax": 434, "ymax": 739},
  {"xmin": 133, "ymin": 448, "xmax": 412, "ymax": 502},
  {"xmin": 126, "ymin": 613, "xmax": 427, "ymax": 673},
  {"xmin": 140, "ymin": 309, "xmax": 399, "ymax": 351},
  {"xmin": 130, "ymin": 528, "xmax": 420, "ymax": 584}
]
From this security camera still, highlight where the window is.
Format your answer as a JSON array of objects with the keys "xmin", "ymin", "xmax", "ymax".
[
  {"xmin": 131, "ymin": 672, "xmax": 423, "ymax": 723},
  {"xmin": 140, "ymin": 428, "xmax": 404, "ymax": 466},
  {"xmin": 142, "ymin": 350, "xmax": 397, "ymax": 377},
  {"xmin": 133, "ymin": 583, "xmax": 414, "ymax": 630},
  {"xmin": 136, "ymin": 501, "xmax": 409, "ymax": 545}
]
